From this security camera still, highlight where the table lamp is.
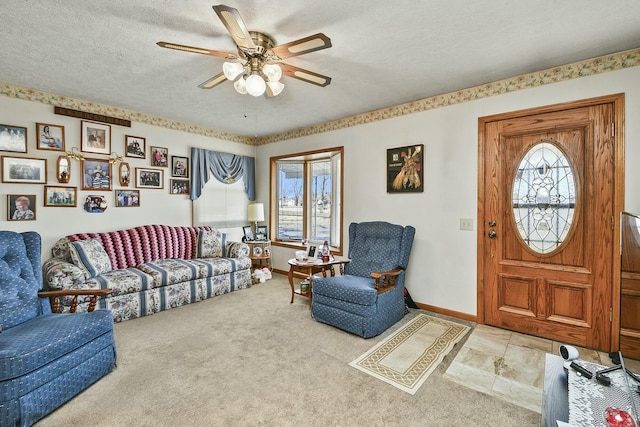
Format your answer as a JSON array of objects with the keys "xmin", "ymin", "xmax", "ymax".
[{"xmin": 247, "ymin": 203, "xmax": 264, "ymax": 238}]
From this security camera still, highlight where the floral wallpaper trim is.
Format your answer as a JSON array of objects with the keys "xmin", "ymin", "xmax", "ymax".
[{"xmin": 1, "ymin": 47, "xmax": 638, "ymax": 147}]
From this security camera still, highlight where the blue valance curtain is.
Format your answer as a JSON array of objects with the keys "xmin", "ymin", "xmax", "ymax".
[{"xmin": 190, "ymin": 147, "xmax": 256, "ymax": 201}]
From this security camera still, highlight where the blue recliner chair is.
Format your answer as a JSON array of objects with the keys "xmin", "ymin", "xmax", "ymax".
[
  {"xmin": 311, "ymin": 221, "xmax": 415, "ymax": 338},
  {"xmin": 0, "ymin": 231, "xmax": 116, "ymax": 427}
]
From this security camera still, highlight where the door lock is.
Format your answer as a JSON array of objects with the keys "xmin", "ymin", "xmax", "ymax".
[
  {"xmin": 488, "ymin": 231, "xmax": 497, "ymax": 238},
  {"xmin": 488, "ymin": 220, "xmax": 496, "ymax": 227}
]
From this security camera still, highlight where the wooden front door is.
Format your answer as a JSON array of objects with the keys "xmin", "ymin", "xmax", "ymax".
[{"xmin": 480, "ymin": 95, "xmax": 623, "ymax": 351}]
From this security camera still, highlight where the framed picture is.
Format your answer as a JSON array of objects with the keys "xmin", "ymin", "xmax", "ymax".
[
  {"xmin": 7, "ymin": 194, "xmax": 36, "ymax": 221},
  {"xmin": 306, "ymin": 244, "xmax": 318, "ymax": 260},
  {"xmin": 169, "ymin": 179, "xmax": 189, "ymax": 194},
  {"xmin": 83, "ymin": 194, "xmax": 108, "ymax": 213},
  {"xmin": 0, "ymin": 124, "xmax": 27, "ymax": 153},
  {"xmin": 242, "ymin": 226, "xmax": 254, "ymax": 241},
  {"xmin": 252, "ymin": 246, "xmax": 263, "ymax": 257},
  {"xmin": 81, "ymin": 120, "xmax": 111, "ymax": 155},
  {"xmin": 1, "ymin": 156, "xmax": 46, "ymax": 184},
  {"xmin": 36, "ymin": 123, "xmax": 65, "ymax": 151},
  {"xmin": 125, "ymin": 135, "xmax": 146, "ymax": 158},
  {"xmin": 255, "ymin": 225, "xmax": 268, "ymax": 241},
  {"xmin": 386, "ymin": 144, "xmax": 424, "ymax": 193},
  {"xmin": 119, "ymin": 162, "xmax": 131, "ymax": 186},
  {"xmin": 115, "ymin": 189, "xmax": 140, "ymax": 207},
  {"xmin": 81, "ymin": 158, "xmax": 112, "ymax": 191},
  {"xmin": 135, "ymin": 167, "xmax": 163, "ymax": 189},
  {"xmin": 171, "ymin": 155, "xmax": 189, "ymax": 177},
  {"xmin": 44, "ymin": 186, "xmax": 77, "ymax": 207},
  {"xmin": 150, "ymin": 146, "xmax": 168, "ymax": 167}
]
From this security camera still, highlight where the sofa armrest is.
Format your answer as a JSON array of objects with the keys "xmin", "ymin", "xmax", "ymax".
[
  {"xmin": 42, "ymin": 258, "xmax": 87, "ymax": 290},
  {"xmin": 370, "ymin": 267, "xmax": 403, "ymax": 294},
  {"xmin": 38, "ymin": 289, "xmax": 112, "ymax": 313},
  {"xmin": 226, "ymin": 241, "xmax": 250, "ymax": 258}
]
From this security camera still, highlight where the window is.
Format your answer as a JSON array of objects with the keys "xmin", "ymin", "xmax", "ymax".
[{"xmin": 270, "ymin": 147, "xmax": 343, "ymax": 252}]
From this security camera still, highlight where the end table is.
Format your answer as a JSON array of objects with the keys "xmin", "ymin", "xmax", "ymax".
[{"xmin": 246, "ymin": 240, "xmax": 271, "ymax": 272}]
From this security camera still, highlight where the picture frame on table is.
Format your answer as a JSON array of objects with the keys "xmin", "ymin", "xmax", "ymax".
[
  {"xmin": 306, "ymin": 244, "xmax": 318, "ymax": 260},
  {"xmin": 7, "ymin": 194, "xmax": 36, "ymax": 221},
  {"xmin": 242, "ymin": 226, "xmax": 254, "ymax": 242},
  {"xmin": 115, "ymin": 189, "xmax": 140, "ymax": 207},
  {"xmin": 386, "ymin": 144, "xmax": 424, "ymax": 193},
  {"xmin": 2, "ymin": 156, "xmax": 46, "ymax": 184},
  {"xmin": 171, "ymin": 155, "xmax": 189, "ymax": 178},
  {"xmin": 36, "ymin": 123, "xmax": 65, "ymax": 151},
  {"xmin": 125, "ymin": 135, "xmax": 145, "ymax": 158},
  {"xmin": 0, "ymin": 124, "xmax": 27, "ymax": 153},
  {"xmin": 44, "ymin": 186, "xmax": 77, "ymax": 207},
  {"xmin": 169, "ymin": 179, "xmax": 189, "ymax": 194},
  {"xmin": 135, "ymin": 167, "xmax": 163, "ymax": 189},
  {"xmin": 252, "ymin": 246, "xmax": 263, "ymax": 257},
  {"xmin": 150, "ymin": 146, "xmax": 168, "ymax": 167},
  {"xmin": 81, "ymin": 158, "xmax": 112, "ymax": 191},
  {"xmin": 255, "ymin": 225, "xmax": 268, "ymax": 241},
  {"xmin": 81, "ymin": 121, "xmax": 111, "ymax": 155}
]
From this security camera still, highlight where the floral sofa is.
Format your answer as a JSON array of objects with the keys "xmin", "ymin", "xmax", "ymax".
[{"xmin": 42, "ymin": 224, "xmax": 252, "ymax": 322}]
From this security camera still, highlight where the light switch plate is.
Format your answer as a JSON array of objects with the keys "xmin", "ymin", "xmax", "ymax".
[{"xmin": 460, "ymin": 218, "xmax": 474, "ymax": 231}]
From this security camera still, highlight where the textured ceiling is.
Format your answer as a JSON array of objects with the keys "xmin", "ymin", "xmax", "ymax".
[{"xmin": 1, "ymin": 1, "xmax": 639, "ymax": 140}]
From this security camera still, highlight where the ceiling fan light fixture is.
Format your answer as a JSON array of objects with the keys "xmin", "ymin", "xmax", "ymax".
[
  {"xmin": 266, "ymin": 80, "xmax": 284, "ymax": 97},
  {"xmin": 262, "ymin": 63, "xmax": 282, "ymax": 82},
  {"xmin": 234, "ymin": 76, "xmax": 247, "ymax": 94},
  {"xmin": 223, "ymin": 62, "xmax": 245, "ymax": 81},
  {"xmin": 245, "ymin": 73, "xmax": 266, "ymax": 96}
]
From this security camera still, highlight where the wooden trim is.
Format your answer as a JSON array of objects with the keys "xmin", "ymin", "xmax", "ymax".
[
  {"xmin": 54, "ymin": 106, "xmax": 131, "ymax": 127},
  {"xmin": 477, "ymin": 93, "xmax": 625, "ymax": 352},
  {"xmin": 417, "ymin": 303, "xmax": 477, "ymax": 323}
]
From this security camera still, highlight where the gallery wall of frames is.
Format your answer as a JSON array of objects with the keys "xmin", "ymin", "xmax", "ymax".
[
  {"xmin": 0, "ymin": 94, "xmax": 256, "ymax": 256},
  {"xmin": 1, "ymin": 120, "xmax": 191, "ymax": 220}
]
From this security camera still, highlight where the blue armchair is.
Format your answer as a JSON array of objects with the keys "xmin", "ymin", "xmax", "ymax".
[
  {"xmin": 311, "ymin": 221, "xmax": 415, "ymax": 338},
  {"xmin": 0, "ymin": 231, "xmax": 116, "ymax": 427}
]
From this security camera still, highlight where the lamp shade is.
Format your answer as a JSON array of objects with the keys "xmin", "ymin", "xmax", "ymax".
[
  {"xmin": 223, "ymin": 62, "xmax": 245, "ymax": 81},
  {"xmin": 245, "ymin": 74, "xmax": 266, "ymax": 97},
  {"xmin": 266, "ymin": 81, "xmax": 284, "ymax": 97},
  {"xmin": 234, "ymin": 76, "xmax": 247, "ymax": 94},
  {"xmin": 248, "ymin": 203, "xmax": 265, "ymax": 222},
  {"xmin": 262, "ymin": 63, "xmax": 282, "ymax": 82}
]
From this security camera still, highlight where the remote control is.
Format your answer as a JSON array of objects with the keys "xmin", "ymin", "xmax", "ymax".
[{"xmin": 570, "ymin": 361, "xmax": 593, "ymax": 379}]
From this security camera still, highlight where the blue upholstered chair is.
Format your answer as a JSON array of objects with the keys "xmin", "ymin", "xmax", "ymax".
[
  {"xmin": 311, "ymin": 221, "xmax": 416, "ymax": 338},
  {"xmin": 0, "ymin": 231, "xmax": 116, "ymax": 427}
]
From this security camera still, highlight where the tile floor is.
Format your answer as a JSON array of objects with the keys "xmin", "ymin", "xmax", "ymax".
[{"xmin": 444, "ymin": 324, "xmax": 640, "ymax": 413}]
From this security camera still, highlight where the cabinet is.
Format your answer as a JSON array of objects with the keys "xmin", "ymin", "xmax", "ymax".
[{"xmin": 246, "ymin": 240, "xmax": 271, "ymax": 272}]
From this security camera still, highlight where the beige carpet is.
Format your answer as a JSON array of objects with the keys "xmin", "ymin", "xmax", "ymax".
[
  {"xmin": 36, "ymin": 274, "xmax": 541, "ymax": 427},
  {"xmin": 350, "ymin": 314, "xmax": 470, "ymax": 394}
]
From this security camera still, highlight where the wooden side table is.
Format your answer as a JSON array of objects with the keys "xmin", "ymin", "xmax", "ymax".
[
  {"xmin": 246, "ymin": 240, "xmax": 271, "ymax": 272},
  {"xmin": 287, "ymin": 256, "xmax": 349, "ymax": 304}
]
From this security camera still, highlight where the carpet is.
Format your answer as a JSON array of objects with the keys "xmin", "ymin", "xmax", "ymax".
[{"xmin": 349, "ymin": 313, "xmax": 471, "ymax": 395}]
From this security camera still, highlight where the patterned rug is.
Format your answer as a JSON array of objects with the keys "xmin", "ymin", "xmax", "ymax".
[{"xmin": 349, "ymin": 313, "xmax": 471, "ymax": 394}]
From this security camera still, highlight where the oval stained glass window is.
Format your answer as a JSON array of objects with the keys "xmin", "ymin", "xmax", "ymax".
[{"xmin": 512, "ymin": 142, "xmax": 577, "ymax": 254}]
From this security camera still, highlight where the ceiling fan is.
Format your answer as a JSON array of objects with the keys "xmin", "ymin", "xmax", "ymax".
[{"xmin": 157, "ymin": 4, "xmax": 332, "ymax": 97}]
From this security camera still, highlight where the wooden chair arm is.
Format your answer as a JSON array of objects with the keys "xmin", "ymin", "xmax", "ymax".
[
  {"xmin": 38, "ymin": 289, "xmax": 112, "ymax": 313},
  {"xmin": 370, "ymin": 268, "xmax": 403, "ymax": 294}
]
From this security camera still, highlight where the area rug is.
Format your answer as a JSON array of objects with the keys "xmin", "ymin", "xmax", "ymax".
[{"xmin": 349, "ymin": 313, "xmax": 471, "ymax": 394}]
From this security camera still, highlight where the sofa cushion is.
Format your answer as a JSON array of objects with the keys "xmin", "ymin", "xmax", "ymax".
[
  {"xmin": 312, "ymin": 275, "xmax": 378, "ymax": 306},
  {"xmin": 136, "ymin": 259, "xmax": 201, "ymax": 287},
  {"xmin": 69, "ymin": 238, "xmax": 112, "ymax": 279},
  {"xmin": 0, "ymin": 310, "xmax": 114, "ymax": 382},
  {"xmin": 196, "ymin": 229, "xmax": 224, "ymax": 258},
  {"xmin": 189, "ymin": 257, "xmax": 252, "ymax": 277}
]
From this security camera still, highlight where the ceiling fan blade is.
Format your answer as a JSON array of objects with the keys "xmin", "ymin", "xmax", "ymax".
[
  {"xmin": 212, "ymin": 4, "xmax": 256, "ymax": 50},
  {"xmin": 271, "ymin": 33, "xmax": 332, "ymax": 59},
  {"xmin": 198, "ymin": 72, "xmax": 227, "ymax": 89},
  {"xmin": 280, "ymin": 63, "xmax": 331, "ymax": 87},
  {"xmin": 157, "ymin": 41, "xmax": 238, "ymax": 60}
]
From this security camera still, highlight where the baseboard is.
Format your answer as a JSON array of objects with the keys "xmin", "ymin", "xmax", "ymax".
[{"xmin": 416, "ymin": 303, "xmax": 477, "ymax": 323}]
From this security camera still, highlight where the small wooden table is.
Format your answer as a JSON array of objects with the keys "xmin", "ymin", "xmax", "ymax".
[{"xmin": 287, "ymin": 257, "xmax": 349, "ymax": 304}]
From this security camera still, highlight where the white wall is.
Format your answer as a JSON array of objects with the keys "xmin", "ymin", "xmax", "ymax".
[
  {"xmin": 256, "ymin": 66, "xmax": 640, "ymax": 316},
  {"xmin": 0, "ymin": 96, "xmax": 255, "ymax": 258}
]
